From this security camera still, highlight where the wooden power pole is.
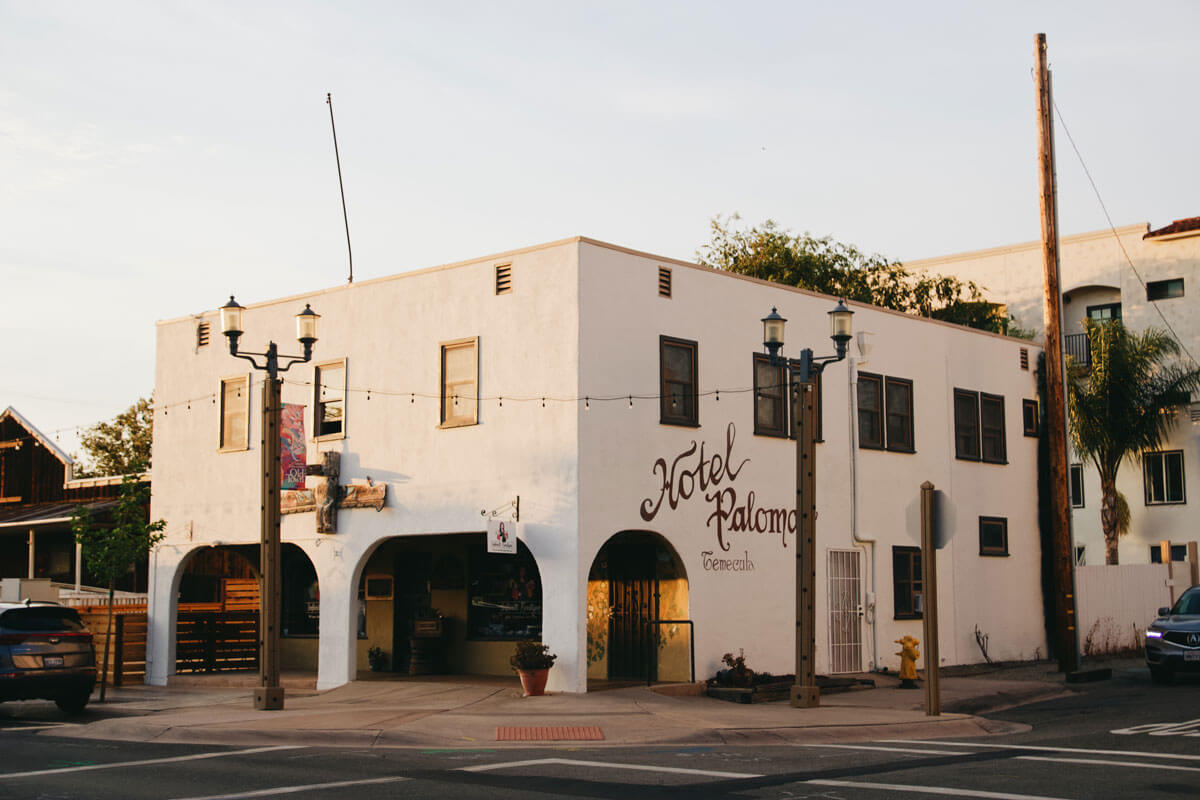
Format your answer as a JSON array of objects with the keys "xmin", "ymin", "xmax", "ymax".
[{"xmin": 1035, "ymin": 32, "xmax": 1080, "ymax": 674}]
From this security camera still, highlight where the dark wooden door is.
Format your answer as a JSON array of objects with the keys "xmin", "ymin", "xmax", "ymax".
[
  {"xmin": 607, "ymin": 541, "xmax": 658, "ymax": 680},
  {"xmin": 392, "ymin": 551, "xmax": 431, "ymax": 672}
]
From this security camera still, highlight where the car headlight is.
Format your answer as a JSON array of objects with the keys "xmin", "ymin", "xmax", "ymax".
[{"xmin": 1146, "ymin": 630, "xmax": 1163, "ymax": 639}]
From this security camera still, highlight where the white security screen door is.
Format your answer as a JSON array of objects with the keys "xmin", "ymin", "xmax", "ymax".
[{"xmin": 827, "ymin": 549, "xmax": 863, "ymax": 674}]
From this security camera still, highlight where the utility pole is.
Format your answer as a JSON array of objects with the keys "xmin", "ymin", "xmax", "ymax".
[
  {"xmin": 792, "ymin": 379, "xmax": 819, "ymax": 707},
  {"xmin": 256, "ymin": 375, "xmax": 284, "ymax": 710},
  {"xmin": 1035, "ymin": 32, "xmax": 1080, "ymax": 674}
]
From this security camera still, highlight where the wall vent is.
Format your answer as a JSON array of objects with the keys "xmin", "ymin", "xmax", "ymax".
[
  {"xmin": 495, "ymin": 263, "xmax": 512, "ymax": 295},
  {"xmin": 658, "ymin": 266, "xmax": 672, "ymax": 298},
  {"xmin": 1019, "ymin": 347, "xmax": 1029, "ymax": 371},
  {"xmin": 196, "ymin": 321, "xmax": 211, "ymax": 348}
]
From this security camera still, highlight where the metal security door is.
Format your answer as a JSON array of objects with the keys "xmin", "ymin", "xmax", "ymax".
[
  {"xmin": 608, "ymin": 541, "xmax": 658, "ymax": 680},
  {"xmin": 827, "ymin": 549, "xmax": 863, "ymax": 674}
]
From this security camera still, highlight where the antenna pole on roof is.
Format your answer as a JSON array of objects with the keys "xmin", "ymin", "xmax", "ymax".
[{"xmin": 326, "ymin": 92, "xmax": 354, "ymax": 284}]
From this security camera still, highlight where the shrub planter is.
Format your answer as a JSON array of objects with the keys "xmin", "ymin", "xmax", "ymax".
[{"xmin": 510, "ymin": 641, "xmax": 557, "ymax": 697}]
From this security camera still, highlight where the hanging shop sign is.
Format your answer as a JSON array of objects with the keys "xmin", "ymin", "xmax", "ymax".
[
  {"xmin": 487, "ymin": 518, "xmax": 519, "ymax": 555},
  {"xmin": 280, "ymin": 403, "xmax": 307, "ymax": 489}
]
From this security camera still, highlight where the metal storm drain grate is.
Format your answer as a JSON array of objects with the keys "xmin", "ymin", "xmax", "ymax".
[{"xmin": 496, "ymin": 726, "xmax": 605, "ymax": 742}]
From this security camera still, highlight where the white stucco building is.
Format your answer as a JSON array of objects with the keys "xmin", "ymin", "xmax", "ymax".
[
  {"xmin": 910, "ymin": 217, "xmax": 1200, "ymax": 566},
  {"xmin": 148, "ymin": 237, "xmax": 1047, "ymax": 692}
]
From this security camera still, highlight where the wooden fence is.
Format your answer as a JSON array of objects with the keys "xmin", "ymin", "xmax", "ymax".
[{"xmin": 79, "ymin": 609, "xmax": 148, "ymax": 687}]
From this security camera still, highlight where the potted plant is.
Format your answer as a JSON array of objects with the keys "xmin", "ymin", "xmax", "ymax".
[
  {"xmin": 510, "ymin": 640, "xmax": 557, "ymax": 697},
  {"xmin": 367, "ymin": 645, "xmax": 388, "ymax": 672}
]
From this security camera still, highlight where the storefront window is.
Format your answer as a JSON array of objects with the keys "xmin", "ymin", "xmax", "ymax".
[
  {"xmin": 282, "ymin": 546, "xmax": 319, "ymax": 637},
  {"xmin": 467, "ymin": 541, "xmax": 542, "ymax": 640}
]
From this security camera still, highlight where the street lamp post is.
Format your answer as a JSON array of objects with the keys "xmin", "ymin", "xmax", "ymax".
[
  {"xmin": 762, "ymin": 300, "xmax": 853, "ymax": 708},
  {"xmin": 220, "ymin": 296, "xmax": 320, "ymax": 711}
]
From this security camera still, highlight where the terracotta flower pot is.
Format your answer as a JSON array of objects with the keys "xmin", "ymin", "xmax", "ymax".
[{"xmin": 517, "ymin": 667, "xmax": 550, "ymax": 697}]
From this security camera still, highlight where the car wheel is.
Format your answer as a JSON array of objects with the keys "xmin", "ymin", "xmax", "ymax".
[
  {"xmin": 55, "ymin": 691, "xmax": 90, "ymax": 714},
  {"xmin": 1149, "ymin": 664, "xmax": 1173, "ymax": 685}
]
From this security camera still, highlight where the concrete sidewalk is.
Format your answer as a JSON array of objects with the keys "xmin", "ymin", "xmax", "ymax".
[{"xmin": 44, "ymin": 659, "xmax": 1142, "ymax": 749}]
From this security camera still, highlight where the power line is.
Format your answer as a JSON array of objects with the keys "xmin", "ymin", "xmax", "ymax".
[{"xmin": 1051, "ymin": 98, "xmax": 1198, "ymax": 369}]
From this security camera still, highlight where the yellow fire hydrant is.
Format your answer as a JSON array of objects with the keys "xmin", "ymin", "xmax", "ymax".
[{"xmin": 895, "ymin": 635, "xmax": 920, "ymax": 689}]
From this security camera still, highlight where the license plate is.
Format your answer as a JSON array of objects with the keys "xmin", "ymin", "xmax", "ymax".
[
  {"xmin": 43, "ymin": 655, "xmax": 64, "ymax": 668},
  {"xmin": 1185, "ymin": 652, "xmax": 1200, "ymax": 662}
]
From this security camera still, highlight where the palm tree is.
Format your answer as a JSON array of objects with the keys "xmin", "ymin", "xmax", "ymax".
[{"xmin": 1067, "ymin": 320, "xmax": 1200, "ymax": 564}]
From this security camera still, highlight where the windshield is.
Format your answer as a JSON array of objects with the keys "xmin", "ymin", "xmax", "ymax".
[
  {"xmin": 1171, "ymin": 588, "xmax": 1200, "ymax": 616},
  {"xmin": 0, "ymin": 607, "xmax": 86, "ymax": 632}
]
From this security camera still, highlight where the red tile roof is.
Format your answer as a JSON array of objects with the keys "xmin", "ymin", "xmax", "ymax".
[{"xmin": 1144, "ymin": 216, "xmax": 1200, "ymax": 239}]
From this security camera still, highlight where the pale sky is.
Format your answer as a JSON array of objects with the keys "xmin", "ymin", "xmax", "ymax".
[{"xmin": 3, "ymin": 1, "xmax": 1197, "ymax": 460}]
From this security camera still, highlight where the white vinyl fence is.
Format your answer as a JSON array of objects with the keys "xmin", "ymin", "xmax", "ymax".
[{"xmin": 1075, "ymin": 564, "xmax": 1172, "ymax": 655}]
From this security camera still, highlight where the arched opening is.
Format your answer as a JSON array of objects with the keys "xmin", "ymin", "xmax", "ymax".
[
  {"xmin": 352, "ymin": 533, "xmax": 543, "ymax": 677},
  {"xmin": 586, "ymin": 531, "xmax": 689, "ymax": 686},
  {"xmin": 174, "ymin": 543, "xmax": 319, "ymax": 674}
]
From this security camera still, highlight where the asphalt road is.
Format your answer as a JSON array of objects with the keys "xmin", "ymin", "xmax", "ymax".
[{"xmin": 1, "ymin": 670, "xmax": 1197, "ymax": 799}]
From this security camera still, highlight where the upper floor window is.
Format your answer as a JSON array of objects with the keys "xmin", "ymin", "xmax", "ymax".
[
  {"xmin": 1087, "ymin": 302, "xmax": 1121, "ymax": 323},
  {"xmin": 314, "ymin": 360, "xmax": 346, "ymax": 438},
  {"xmin": 219, "ymin": 375, "xmax": 249, "ymax": 451},
  {"xmin": 1147, "ymin": 278, "xmax": 1184, "ymax": 301},
  {"xmin": 954, "ymin": 389, "xmax": 1006, "ymax": 463},
  {"xmin": 1070, "ymin": 463, "xmax": 1084, "ymax": 508},
  {"xmin": 753, "ymin": 354, "xmax": 787, "ymax": 438},
  {"xmin": 660, "ymin": 336, "xmax": 698, "ymax": 427},
  {"xmin": 857, "ymin": 373, "xmax": 914, "ymax": 452},
  {"xmin": 1150, "ymin": 543, "xmax": 1188, "ymax": 563},
  {"xmin": 1022, "ymin": 399, "xmax": 1039, "ymax": 437},
  {"xmin": 1144, "ymin": 450, "xmax": 1185, "ymax": 505},
  {"xmin": 441, "ymin": 338, "xmax": 479, "ymax": 428}
]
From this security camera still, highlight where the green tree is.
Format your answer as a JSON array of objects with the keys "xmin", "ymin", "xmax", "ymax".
[
  {"xmin": 71, "ymin": 472, "xmax": 166, "ymax": 701},
  {"xmin": 76, "ymin": 397, "xmax": 153, "ymax": 477},
  {"xmin": 1067, "ymin": 320, "xmax": 1200, "ymax": 564},
  {"xmin": 696, "ymin": 214, "xmax": 1010, "ymax": 333}
]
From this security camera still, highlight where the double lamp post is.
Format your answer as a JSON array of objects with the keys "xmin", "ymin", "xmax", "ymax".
[
  {"xmin": 761, "ymin": 300, "xmax": 853, "ymax": 708},
  {"xmin": 219, "ymin": 296, "xmax": 320, "ymax": 711}
]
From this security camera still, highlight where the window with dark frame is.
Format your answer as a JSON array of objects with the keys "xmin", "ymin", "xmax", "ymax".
[
  {"xmin": 660, "ymin": 336, "xmax": 698, "ymax": 426},
  {"xmin": 892, "ymin": 546, "xmax": 922, "ymax": 619},
  {"xmin": 1149, "ymin": 544, "xmax": 1188, "ymax": 563},
  {"xmin": 884, "ymin": 377, "xmax": 915, "ymax": 452},
  {"xmin": 1146, "ymin": 278, "xmax": 1184, "ymax": 302},
  {"xmin": 1144, "ymin": 450, "xmax": 1185, "ymax": 505},
  {"xmin": 980, "ymin": 393, "xmax": 1007, "ymax": 463},
  {"xmin": 979, "ymin": 516, "xmax": 1009, "ymax": 556},
  {"xmin": 953, "ymin": 389, "xmax": 981, "ymax": 461},
  {"xmin": 1087, "ymin": 302, "xmax": 1121, "ymax": 323},
  {"xmin": 314, "ymin": 361, "xmax": 346, "ymax": 437},
  {"xmin": 1070, "ymin": 463, "xmax": 1084, "ymax": 508},
  {"xmin": 753, "ymin": 354, "xmax": 787, "ymax": 438},
  {"xmin": 857, "ymin": 373, "xmax": 883, "ymax": 449},
  {"xmin": 1022, "ymin": 398, "xmax": 1038, "ymax": 437}
]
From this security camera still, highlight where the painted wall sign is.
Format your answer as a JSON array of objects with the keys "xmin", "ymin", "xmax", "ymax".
[
  {"xmin": 639, "ymin": 422, "xmax": 796, "ymax": 551},
  {"xmin": 700, "ymin": 550, "xmax": 756, "ymax": 572},
  {"xmin": 487, "ymin": 518, "xmax": 519, "ymax": 555}
]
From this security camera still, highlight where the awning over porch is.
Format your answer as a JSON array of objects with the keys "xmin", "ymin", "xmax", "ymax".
[{"xmin": 0, "ymin": 499, "xmax": 116, "ymax": 529}]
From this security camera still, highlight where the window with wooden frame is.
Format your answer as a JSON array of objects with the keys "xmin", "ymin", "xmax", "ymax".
[
  {"xmin": 858, "ymin": 373, "xmax": 913, "ymax": 452},
  {"xmin": 892, "ymin": 546, "xmax": 922, "ymax": 620},
  {"xmin": 953, "ymin": 389, "xmax": 981, "ymax": 460},
  {"xmin": 1070, "ymin": 463, "xmax": 1084, "ymax": 508},
  {"xmin": 314, "ymin": 360, "xmax": 346, "ymax": 438},
  {"xmin": 979, "ymin": 516, "xmax": 1009, "ymax": 556},
  {"xmin": 219, "ymin": 375, "xmax": 249, "ymax": 451},
  {"xmin": 857, "ymin": 373, "xmax": 883, "ymax": 449},
  {"xmin": 980, "ymin": 393, "xmax": 1007, "ymax": 463},
  {"xmin": 752, "ymin": 353, "xmax": 787, "ymax": 437},
  {"xmin": 440, "ymin": 338, "xmax": 479, "ymax": 428},
  {"xmin": 659, "ymin": 336, "xmax": 698, "ymax": 427},
  {"xmin": 1022, "ymin": 398, "xmax": 1039, "ymax": 437},
  {"xmin": 1144, "ymin": 450, "xmax": 1185, "ymax": 505}
]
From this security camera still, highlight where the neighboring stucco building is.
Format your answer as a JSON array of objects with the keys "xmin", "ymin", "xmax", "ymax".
[
  {"xmin": 148, "ymin": 237, "xmax": 1047, "ymax": 692},
  {"xmin": 910, "ymin": 217, "xmax": 1200, "ymax": 566}
]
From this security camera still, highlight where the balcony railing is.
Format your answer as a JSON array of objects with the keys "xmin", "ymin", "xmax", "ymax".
[{"xmin": 1064, "ymin": 333, "xmax": 1090, "ymax": 367}]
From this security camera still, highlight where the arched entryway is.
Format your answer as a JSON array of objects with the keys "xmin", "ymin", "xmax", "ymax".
[
  {"xmin": 352, "ymin": 533, "xmax": 543, "ymax": 677},
  {"xmin": 174, "ymin": 543, "xmax": 319, "ymax": 674},
  {"xmin": 586, "ymin": 531, "xmax": 689, "ymax": 685}
]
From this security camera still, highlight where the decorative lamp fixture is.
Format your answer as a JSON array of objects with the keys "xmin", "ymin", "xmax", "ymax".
[
  {"xmin": 220, "ymin": 296, "xmax": 245, "ymax": 354},
  {"xmin": 762, "ymin": 307, "xmax": 787, "ymax": 360},
  {"xmin": 295, "ymin": 304, "xmax": 320, "ymax": 358},
  {"xmin": 828, "ymin": 300, "xmax": 854, "ymax": 358}
]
